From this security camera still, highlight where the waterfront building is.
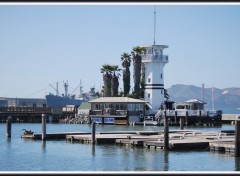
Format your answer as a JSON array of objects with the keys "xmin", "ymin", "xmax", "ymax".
[
  {"xmin": 78, "ymin": 102, "xmax": 91, "ymax": 115},
  {"xmin": 89, "ymin": 97, "xmax": 145, "ymax": 125},
  {"xmin": 0, "ymin": 97, "xmax": 46, "ymax": 107},
  {"xmin": 174, "ymin": 98, "xmax": 207, "ymax": 111}
]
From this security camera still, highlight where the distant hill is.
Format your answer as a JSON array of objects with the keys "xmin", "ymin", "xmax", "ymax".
[{"xmin": 167, "ymin": 84, "xmax": 240, "ymax": 111}]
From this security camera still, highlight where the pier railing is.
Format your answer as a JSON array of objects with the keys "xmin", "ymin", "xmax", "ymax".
[
  {"xmin": 142, "ymin": 54, "xmax": 168, "ymax": 63},
  {"xmin": 157, "ymin": 110, "xmax": 209, "ymax": 117},
  {"xmin": 89, "ymin": 109, "xmax": 128, "ymax": 116}
]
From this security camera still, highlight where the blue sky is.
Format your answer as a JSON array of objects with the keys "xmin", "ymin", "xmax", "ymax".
[{"xmin": 0, "ymin": 3, "xmax": 240, "ymax": 98}]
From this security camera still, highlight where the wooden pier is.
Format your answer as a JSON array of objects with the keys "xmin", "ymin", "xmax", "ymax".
[
  {"xmin": 0, "ymin": 107, "xmax": 52, "ymax": 123},
  {"xmin": 20, "ymin": 127, "xmax": 240, "ymax": 156},
  {"xmin": 63, "ymin": 130, "xmax": 236, "ymax": 152}
]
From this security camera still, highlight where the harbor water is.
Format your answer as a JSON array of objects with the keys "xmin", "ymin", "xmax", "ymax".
[{"xmin": 1, "ymin": 123, "xmax": 240, "ymax": 172}]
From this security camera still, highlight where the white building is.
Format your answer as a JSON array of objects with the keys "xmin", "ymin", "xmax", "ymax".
[{"xmin": 141, "ymin": 45, "xmax": 169, "ymax": 114}]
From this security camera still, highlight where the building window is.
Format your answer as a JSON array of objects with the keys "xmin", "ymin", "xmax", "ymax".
[
  {"xmin": 95, "ymin": 104, "xmax": 99, "ymax": 110},
  {"xmin": 115, "ymin": 104, "xmax": 119, "ymax": 110},
  {"xmin": 148, "ymin": 78, "xmax": 151, "ymax": 83},
  {"xmin": 148, "ymin": 93, "xmax": 150, "ymax": 98},
  {"xmin": 161, "ymin": 74, "xmax": 163, "ymax": 79},
  {"xmin": 161, "ymin": 90, "xmax": 163, "ymax": 94}
]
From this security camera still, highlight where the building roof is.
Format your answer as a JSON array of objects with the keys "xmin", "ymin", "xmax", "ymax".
[
  {"xmin": 184, "ymin": 98, "xmax": 207, "ymax": 104},
  {"xmin": 89, "ymin": 97, "xmax": 146, "ymax": 103},
  {"xmin": 78, "ymin": 102, "xmax": 91, "ymax": 109}
]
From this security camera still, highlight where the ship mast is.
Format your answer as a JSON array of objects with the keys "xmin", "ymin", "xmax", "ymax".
[
  {"xmin": 63, "ymin": 80, "xmax": 68, "ymax": 98},
  {"xmin": 79, "ymin": 80, "xmax": 83, "ymax": 98}
]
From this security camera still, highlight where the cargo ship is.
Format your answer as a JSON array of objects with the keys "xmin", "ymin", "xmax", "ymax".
[{"xmin": 46, "ymin": 80, "xmax": 97, "ymax": 108}]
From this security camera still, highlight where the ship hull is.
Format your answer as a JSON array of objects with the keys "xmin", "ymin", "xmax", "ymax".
[{"xmin": 46, "ymin": 94, "xmax": 85, "ymax": 108}]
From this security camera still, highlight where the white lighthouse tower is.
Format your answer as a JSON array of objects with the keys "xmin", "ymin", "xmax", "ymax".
[
  {"xmin": 141, "ymin": 45, "xmax": 168, "ymax": 114},
  {"xmin": 141, "ymin": 7, "xmax": 169, "ymax": 114}
]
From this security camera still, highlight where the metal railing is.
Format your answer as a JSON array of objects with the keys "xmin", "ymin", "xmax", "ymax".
[
  {"xmin": 156, "ymin": 110, "xmax": 209, "ymax": 117},
  {"xmin": 90, "ymin": 109, "xmax": 128, "ymax": 116},
  {"xmin": 142, "ymin": 54, "xmax": 168, "ymax": 63}
]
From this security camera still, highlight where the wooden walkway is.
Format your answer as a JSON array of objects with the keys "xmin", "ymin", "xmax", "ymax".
[
  {"xmin": 21, "ymin": 129, "xmax": 239, "ymax": 154},
  {"xmin": 65, "ymin": 130, "xmax": 236, "ymax": 152}
]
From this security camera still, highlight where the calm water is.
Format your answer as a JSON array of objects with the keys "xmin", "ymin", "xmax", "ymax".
[{"xmin": 1, "ymin": 123, "xmax": 240, "ymax": 172}]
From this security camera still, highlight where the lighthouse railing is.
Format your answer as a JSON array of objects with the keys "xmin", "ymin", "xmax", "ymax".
[{"xmin": 142, "ymin": 54, "xmax": 168, "ymax": 62}]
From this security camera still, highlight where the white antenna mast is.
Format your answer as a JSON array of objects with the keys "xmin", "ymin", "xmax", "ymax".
[
  {"xmin": 212, "ymin": 84, "xmax": 215, "ymax": 111},
  {"xmin": 154, "ymin": 5, "xmax": 156, "ymax": 45},
  {"xmin": 201, "ymin": 83, "xmax": 204, "ymax": 102}
]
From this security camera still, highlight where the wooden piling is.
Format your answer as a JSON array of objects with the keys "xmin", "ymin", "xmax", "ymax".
[
  {"xmin": 234, "ymin": 120, "xmax": 240, "ymax": 157},
  {"xmin": 163, "ymin": 110, "xmax": 169, "ymax": 150},
  {"xmin": 6, "ymin": 116, "xmax": 12, "ymax": 138},
  {"xmin": 174, "ymin": 111, "xmax": 178, "ymax": 124},
  {"xmin": 91, "ymin": 121, "xmax": 96, "ymax": 144},
  {"xmin": 42, "ymin": 114, "xmax": 46, "ymax": 140},
  {"xmin": 180, "ymin": 117, "xmax": 184, "ymax": 130},
  {"xmin": 185, "ymin": 111, "xmax": 188, "ymax": 126},
  {"xmin": 199, "ymin": 110, "xmax": 203, "ymax": 126}
]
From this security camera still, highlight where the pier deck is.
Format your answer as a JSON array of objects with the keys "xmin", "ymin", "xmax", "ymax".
[
  {"xmin": 21, "ymin": 129, "xmax": 238, "ymax": 154},
  {"xmin": 65, "ymin": 130, "xmax": 236, "ymax": 152}
]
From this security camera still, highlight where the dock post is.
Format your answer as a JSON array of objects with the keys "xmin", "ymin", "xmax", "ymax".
[
  {"xmin": 180, "ymin": 117, "xmax": 184, "ymax": 130},
  {"xmin": 42, "ymin": 114, "xmax": 46, "ymax": 140},
  {"xmin": 174, "ymin": 111, "xmax": 178, "ymax": 125},
  {"xmin": 164, "ymin": 110, "xmax": 169, "ymax": 150},
  {"xmin": 185, "ymin": 111, "xmax": 188, "ymax": 126},
  {"xmin": 91, "ymin": 121, "xmax": 96, "ymax": 144},
  {"xmin": 234, "ymin": 120, "xmax": 240, "ymax": 157},
  {"xmin": 199, "ymin": 110, "xmax": 202, "ymax": 126},
  {"xmin": 6, "ymin": 115, "xmax": 12, "ymax": 138}
]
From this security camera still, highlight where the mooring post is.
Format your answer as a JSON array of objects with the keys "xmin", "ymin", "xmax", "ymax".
[
  {"xmin": 199, "ymin": 110, "xmax": 202, "ymax": 126},
  {"xmin": 174, "ymin": 111, "xmax": 177, "ymax": 124},
  {"xmin": 234, "ymin": 120, "xmax": 240, "ymax": 157},
  {"xmin": 91, "ymin": 121, "xmax": 96, "ymax": 144},
  {"xmin": 185, "ymin": 111, "xmax": 188, "ymax": 126},
  {"xmin": 42, "ymin": 114, "xmax": 46, "ymax": 140},
  {"xmin": 180, "ymin": 117, "xmax": 184, "ymax": 130},
  {"xmin": 6, "ymin": 115, "xmax": 12, "ymax": 138},
  {"xmin": 164, "ymin": 110, "xmax": 169, "ymax": 150}
]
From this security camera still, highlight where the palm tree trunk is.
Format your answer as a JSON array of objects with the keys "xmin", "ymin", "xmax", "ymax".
[
  {"xmin": 133, "ymin": 55, "xmax": 142, "ymax": 98},
  {"xmin": 111, "ymin": 74, "xmax": 119, "ymax": 97},
  {"xmin": 103, "ymin": 73, "xmax": 112, "ymax": 97},
  {"xmin": 123, "ymin": 68, "xmax": 130, "ymax": 96}
]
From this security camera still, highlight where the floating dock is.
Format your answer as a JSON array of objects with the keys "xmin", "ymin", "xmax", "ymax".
[
  {"xmin": 64, "ymin": 130, "xmax": 236, "ymax": 152},
  {"xmin": 21, "ymin": 129, "xmax": 240, "ymax": 155}
]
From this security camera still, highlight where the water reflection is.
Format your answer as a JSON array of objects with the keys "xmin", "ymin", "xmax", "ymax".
[
  {"xmin": 235, "ymin": 156, "xmax": 240, "ymax": 171},
  {"xmin": 163, "ymin": 150, "xmax": 169, "ymax": 171},
  {"xmin": 92, "ymin": 144, "xmax": 95, "ymax": 156},
  {"xmin": 41, "ymin": 140, "xmax": 46, "ymax": 153},
  {"xmin": 6, "ymin": 137, "xmax": 11, "ymax": 143}
]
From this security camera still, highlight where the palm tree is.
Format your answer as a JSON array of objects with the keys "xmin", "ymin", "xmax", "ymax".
[
  {"xmin": 131, "ymin": 46, "xmax": 145, "ymax": 99},
  {"xmin": 121, "ymin": 52, "xmax": 131, "ymax": 97},
  {"xmin": 100, "ymin": 64, "xmax": 113, "ymax": 97},
  {"xmin": 111, "ymin": 65, "xmax": 121, "ymax": 97},
  {"xmin": 139, "ymin": 62, "xmax": 145, "ymax": 99}
]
